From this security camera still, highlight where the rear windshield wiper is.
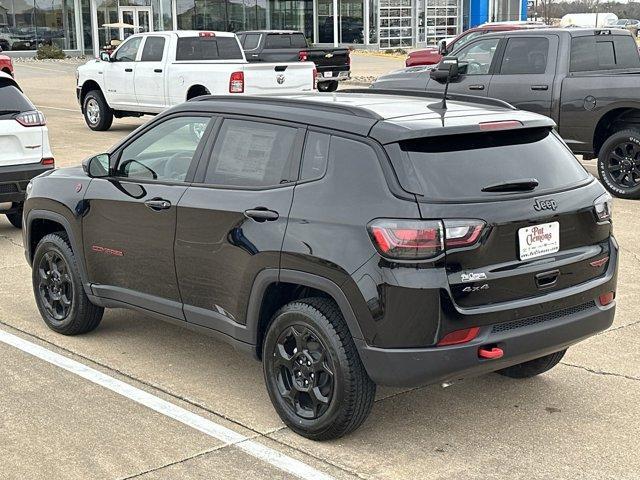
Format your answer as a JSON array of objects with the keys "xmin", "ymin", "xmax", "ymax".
[
  {"xmin": 481, "ymin": 178, "xmax": 539, "ymax": 193},
  {"xmin": 0, "ymin": 109, "xmax": 21, "ymax": 116}
]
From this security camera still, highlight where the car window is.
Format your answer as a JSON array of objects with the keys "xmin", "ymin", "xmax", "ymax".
[
  {"xmin": 0, "ymin": 79, "xmax": 34, "ymax": 118},
  {"xmin": 117, "ymin": 116, "xmax": 211, "ymax": 182},
  {"xmin": 455, "ymin": 37, "xmax": 500, "ymax": 75},
  {"xmin": 243, "ymin": 33, "xmax": 261, "ymax": 50},
  {"xmin": 204, "ymin": 119, "xmax": 297, "ymax": 187},
  {"xmin": 265, "ymin": 34, "xmax": 292, "ymax": 48},
  {"xmin": 570, "ymin": 35, "xmax": 640, "ymax": 71},
  {"xmin": 499, "ymin": 37, "xmax": 549, "ymax": 74},
  {"xmin": 114, "ymin": 37, "xmax": 142, "ymax": 62},
  {"xmin": 300, "ymin": 132, "xmax": 330, "ymax": 182},
  {"xmin": 140, "ymin": 36, "xmax": 165, "ymax": 62},
  {"xmin": 176, "ymin": 37, "xmax": 244, "ymax": 61},
  {"xmin": 452, "ymin": 30, "xmax": 484, "ymax": 51}
]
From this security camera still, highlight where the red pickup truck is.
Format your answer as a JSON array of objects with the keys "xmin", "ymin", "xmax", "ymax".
[
  {"xmin": 0, "ymin": 49, "xmax": 14, "ymax": 77},
  {"xmin": 406, "ymin": 22, "xmax": 547, "ymax": 67}
]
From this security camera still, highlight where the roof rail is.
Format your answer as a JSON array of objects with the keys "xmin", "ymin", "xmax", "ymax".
[
  {"xmin": 341, "ymin": 88, "xmax": 516, "ymax": 111},
  {"xmin": 190, "ymin": 94, "xmax": 383, "ymax": 119}
]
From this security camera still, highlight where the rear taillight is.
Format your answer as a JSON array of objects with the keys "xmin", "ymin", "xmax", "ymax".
[
  {"xmin": 368, "ymin": 219, "xmax": 485, "ymax": 260},
  {"xmin": 16, "ymin": 110, "xmax": 46, "ymax": 127},
  {"xmin": 299, "ymin": 50, "xmax": 308, "ymax": 62},
  {"xmin": 368, "ymin": 219, "xmax": 444, "ymax": 260},
  {"xmin": 41, "ymin": 157, "xmax": 54, "ymax": 166},
  {"xmin": 437, "ymin": 327, "xmax": 480, "ymax": 346},
  {"xmin": 313, "ymin": 68, "xmax": 318, "ymax": 90},
  {"xmin": 594, "ymin": 192, "xmax": 613, "ymax": 222},
  {"xmin": 229, "ymin": 71, "xmax": 244, "ymax": 93}
]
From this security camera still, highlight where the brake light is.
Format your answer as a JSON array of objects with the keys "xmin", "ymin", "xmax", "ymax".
[
  {"xmin": 299, "ymin": 51, "xmax": 308, "ymax": 62},
  {"xmin": 229, "ymin": 71, "xmax": 244, "ymax": 93},
  {"xmin": 313, "ymin": 68, "xmax": 318, "ymax": 90},
  {"xmin": 368, "ymin": 219, "xmax": 484, "ymax": 260},
  {"xmin": 40, "ymin": 157, "xmax": 54, "ymax": 166},
  {"xmin": 368, "ymin": 219, "xmax": 444, "ymax": 260},
  {"xmin": 16, "ymin": 110, "xmax": 46, "ymax": 127},
  {"xmin": 199, "ymin": 32, "xmax": 216, "ymax": 37},
  {"xmin": 437, "ymin": 327, "xmax": 480, "ymax": 346},
  {"xmin": 478, "ymin": 120, "xmax": 523, "ymax": 131}
]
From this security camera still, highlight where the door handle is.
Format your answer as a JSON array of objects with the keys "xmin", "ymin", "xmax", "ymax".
[
  {"xmin": 144, "ymin": 198, "xmax": 171, "ymax": 211},
  {"xmin": 125, "ymin": 68, "xmax": 133, "ymax": 73},
  {"xmin": 154, "ymin": 68, "xmax": 162, "ymax": 73},
  {"xmin": 531, "ymin": 85, "xmax": 549, "ymax": 91},
  {"xmin": 244, "ymin": 208, "xmax": 279, "ymax": 222},
  {"xmin": 469, "ymin": 84, "xmax": 485, "ymax": 90}
]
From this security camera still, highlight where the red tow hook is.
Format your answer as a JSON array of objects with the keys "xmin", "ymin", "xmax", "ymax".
[{"xmin": 478, "ymin": 346, "xmax": 504, "ymax": 360}]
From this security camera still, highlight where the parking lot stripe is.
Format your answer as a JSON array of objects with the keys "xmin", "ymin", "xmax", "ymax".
[
  {"xmin": 0, "ymin": 328, "xmax": 335, "ymax": 480},
  {"xmin": 37, "ymin": 105, "xmax": 79, "ymax": 112}
]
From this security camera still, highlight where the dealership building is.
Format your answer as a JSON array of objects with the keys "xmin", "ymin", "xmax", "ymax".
[{"xmin": 0, "ymin": 0, "xmax": 526, "ymax": 55}]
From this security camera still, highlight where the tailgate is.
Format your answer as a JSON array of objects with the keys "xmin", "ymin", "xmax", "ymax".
[
  {"xmin": 307, "ymin": 49, "xmax": 350, "ymax": 68},
  {"xmin": 242, "ymin": 62, "xmax": 315, "ymax": 94},
  {"xmin": 0, "ymin": 119, "xmax": 43, "ymax": 167}
]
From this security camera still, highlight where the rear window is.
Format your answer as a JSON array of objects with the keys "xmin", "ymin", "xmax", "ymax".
[
  {"xmin": 265, "ymin": 33, "xmax": 307, "ymax": 49},
  {"xmin": 0, "ymin": 81, "xmax": 33, "ymax": 118},
  {"xmin": 397, "ymin": 128, "xmax": 589, "ymax": 201},
  {"xmin": 176, "ymin": 36, "xmax": 243, "ymax": 61},
  {"xmin": 570, "ymin": 35, "xmax": 640, "ymax": 71}
]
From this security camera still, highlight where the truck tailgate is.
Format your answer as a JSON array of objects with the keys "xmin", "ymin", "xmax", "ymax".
[
  {"xmin": 307, "ymin": 49, "xmax": 350, "ymax": 69},
  {"xmin": 242, "ymin": 62, "xmax": 315, "ymax": 94}
]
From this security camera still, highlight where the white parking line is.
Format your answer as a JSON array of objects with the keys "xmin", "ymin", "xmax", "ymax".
[
  {"xmin": 37, "ymin": 105, "xmax": 79, "ymax": 112},
  {"xmin": 0, "ymin": 328, "xmax": 335, "ymax": 480},
  {"xmin": 15, "ymin": 64, "xmax": 75, "ymax": 73}
]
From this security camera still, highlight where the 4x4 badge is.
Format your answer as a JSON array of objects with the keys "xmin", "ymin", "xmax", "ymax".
[{"xmin": 533, "ymin": 198, "xmax": 557, "ymax": 211}]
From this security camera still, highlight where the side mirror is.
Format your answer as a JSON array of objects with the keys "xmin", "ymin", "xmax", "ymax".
[
  {"xmin": 82, "ymin": 153, "xmax": 111, "ymax": 178},
  {"xmin": 429, "ymin": 56, "xmax": 459, "ymax": 83},
  {"xmin": 437, "ymin": 39, "xmax": 448, "ymax": 56},
  {"xmin": 99, "ymin": 51, "xmax": 112, "ymax": 62}
]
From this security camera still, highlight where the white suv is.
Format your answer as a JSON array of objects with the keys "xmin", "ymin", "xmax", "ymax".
[{"xmin": 0, "ymin": 71, "xmax": 54, "ymax": 228}]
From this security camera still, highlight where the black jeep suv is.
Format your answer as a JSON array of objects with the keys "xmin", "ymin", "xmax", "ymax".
[{"xmin": 23, "ymin": 91, "xmax": 618, "ymax": 440}]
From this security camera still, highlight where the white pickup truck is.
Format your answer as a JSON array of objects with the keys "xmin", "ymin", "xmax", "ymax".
[{"xmin": 76, "ymin": 31, "xmax": 317, "ymax": 131}]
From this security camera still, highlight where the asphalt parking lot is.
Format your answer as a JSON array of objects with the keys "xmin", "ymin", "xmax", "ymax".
[{"xmin": 1, "ymin": 57, "xmax": 639, "ymax": 480}]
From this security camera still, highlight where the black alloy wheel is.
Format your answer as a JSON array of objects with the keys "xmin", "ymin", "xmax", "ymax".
[
  {"xmin": 36, "ymin": 250, "xmax": 74, "ymax": 322},
  {"xmin": 271, "ymin": 324, "xmax": 335, "ymax": 420},
  {"xmin": 598, "ymin": 129, "xmax": 640, "ymax": 199}
]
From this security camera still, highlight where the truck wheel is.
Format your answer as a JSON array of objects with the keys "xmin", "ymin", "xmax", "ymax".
[
  {"xmin": 496, "ymin": 349, "xmax": 566, "ymax": 379},
  {"xmin": 598, "ymin": 129, "xmax": 640, "ymax": 199},
  {"xmin": 83, "ymin": 90, "xmax": 113, "ymax": 131},
  {"xmin": 263, "ymin": 297, "xmax": 376, "ymax": 440},
  {"xmin": 32, "ymin": 232, "xmax": 104, "ymax": 335},
  {"xmin": 318, "ymin": 81, "xmax": 339, "ymax": 92},
  {"xmin": 5, "ymin": 203, "xmax": 23, "ymax": 229}
]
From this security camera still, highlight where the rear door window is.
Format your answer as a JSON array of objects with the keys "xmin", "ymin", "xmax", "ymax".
[
  {"xmin": 499, "ymin": 37, "xmax": 549, "ymax": 74},
  {"xmin": 0, "ymin": 81, "xmax": 33, "ymax": 118},
  {"xmin": 570, "ymin": 35, "xmax": 640, "ymax": 71},
  {"xmin": 140, "ymin": 36, "xmax": 165, "ymax": 62},
  {"xmin": 394, "ymin": 128, "xmax": 589, "ymax": 201},
  {"xmin": 204, "ymin": 119, "xmax": 298, "ymax": 187},
  {"xmin": 176, "ymin": 36, "xmax": 243, "ymax": 61}
]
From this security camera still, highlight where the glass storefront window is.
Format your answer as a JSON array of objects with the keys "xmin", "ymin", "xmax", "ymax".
[
  {"xmin": 317, "ymin": 0, "xmax": 333, "ymax": 43},
  {"xmin": 417, "ymin": 0, "xmax": 460, "ymax": 46},
  {"xmin": 0, "ymin": 0, "xmax": 77, "ymax": 51},
  {"xmin": 379, "ymin": 0, "xmax": 412, "ymax": 49},
  {"xmin": 368, "ymin": 0, "xmax": 377, "ymax": 43},
  {"xmin": 176, "ymin": 0, "xmax": 270, "ymax": 33},
  {"xmin": 339, "ymin": 0, "xmax": 362, "ymax": 44}
]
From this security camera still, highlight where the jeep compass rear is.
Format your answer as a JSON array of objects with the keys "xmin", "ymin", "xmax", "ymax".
[{"xmin": 24, "ymin": 91, "xmax": 617, "ymax": 441}]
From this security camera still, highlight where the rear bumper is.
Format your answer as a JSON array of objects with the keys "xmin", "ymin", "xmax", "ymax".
[
  {"xmin": 356, "ymin": 302, "xmax": 614, "ymax": 387},
  {"xmin": 316, "ymin": 66, "xmax": 350, "ymax": 81},
  {"xmin": 0, "ymin": 163, "xmax": 52, "ymax": 204}
]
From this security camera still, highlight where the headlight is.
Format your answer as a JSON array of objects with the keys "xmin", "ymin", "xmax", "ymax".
[{"xmin": 594, "ymin": 192, "xmax": 613, "ymax": 222}]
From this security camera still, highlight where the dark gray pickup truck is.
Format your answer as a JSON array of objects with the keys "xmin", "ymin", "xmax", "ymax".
[
  {"xmin": 238, "ymin": 30, "xmax": 350, "ymax": 92},
  {"xmin": 373, "ymin": 28, "xmax": 640, "ymax": 199}
]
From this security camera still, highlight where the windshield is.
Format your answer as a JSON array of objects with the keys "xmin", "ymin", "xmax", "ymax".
[{"xmin": 395, "ymin": 128, "xmax": 590, "ymax": 201}]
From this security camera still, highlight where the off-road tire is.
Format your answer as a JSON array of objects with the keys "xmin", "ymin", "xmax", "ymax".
[
  {"xmin": 317, "ymin": 80, "xmax": 339, "ymax": 92},
  {"xmin": 496, "ymin": 349, "xmax": 566, "ymax": 379},
  {"xmin": 263, "ymin": 297, "xmax": 376, "ymax": 440},
  {"xmin": 32, "ymin": 232, "xmax": 104, "ymax": 335},
  {"xmin": 598, "ymin": 129, "xmax": 640, "ymax": 199},
  {"xmin": 5, "ymin": 203, "xmax": 23, "ymax": 228},
  {"xmin": 83, "ymin": 89, "xmax": 113, "ymax": 131}
]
